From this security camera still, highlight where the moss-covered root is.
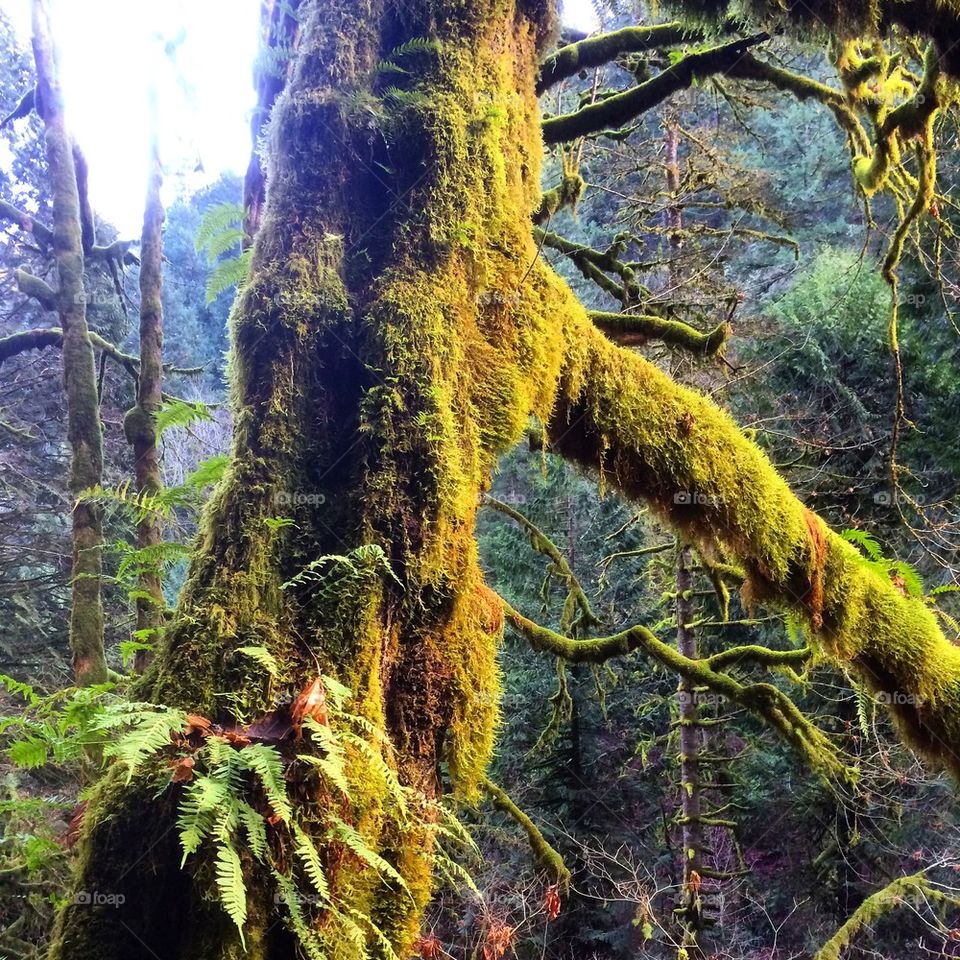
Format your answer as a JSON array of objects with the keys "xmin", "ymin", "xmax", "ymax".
[
  {"xmin": 549, "ymin": 284, "xmax": 960, "ymax": 778},
  {"xmin": 481, "ymin": 778, "xmax": 571, "ymax": 892},
  {"xmin": 813, "ymin": 870, "xmax": 959, "ymax": 960}
]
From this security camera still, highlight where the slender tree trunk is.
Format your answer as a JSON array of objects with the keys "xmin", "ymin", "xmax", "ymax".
[
  {"xmin": 32, "ymin": 0, "xmax": 105, "ymax": 686},
  {"xmin": 675, "ymin": 543, "xmax": 706, "ymax": 958},
  {"xmin": 125, "ymin": 135, "xmax": 165, "ymax": 670}
]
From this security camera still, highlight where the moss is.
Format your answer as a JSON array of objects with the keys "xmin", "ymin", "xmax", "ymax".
[{"xmin": 482, "ymin": 778, "xmax": 571, "ymax": 891}]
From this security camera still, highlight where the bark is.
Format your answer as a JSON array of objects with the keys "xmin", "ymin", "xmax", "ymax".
[
  {"xmin": 547, "ymin": 306, "xmax": 960, "ymax": 778},
  {"xmin": 125, "ymin": 137, "xmax": 165, "ymax": 670},
  {"xmin": 31, "ymin": 0, "xmax": 105, "ymax": 686},
  {"xmin": 51, "ymin": 0, "xmax": 558, "ymax": 956}
]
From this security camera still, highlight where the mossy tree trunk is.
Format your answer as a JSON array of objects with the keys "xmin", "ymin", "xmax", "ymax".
[
  {"xmin": 125, "ymin": 135, "xmax": 166, "ymax": 671},
  {"xmin": 52, "ymin": 0, "xmax": 559, "ymax": 956},
  {"xmin": 49, "ymin": 1, "xmax": 960, "ymax": 957},
  {"xmin": 31, "ymin": 0, "xmax": 106, "ymax": 686}
]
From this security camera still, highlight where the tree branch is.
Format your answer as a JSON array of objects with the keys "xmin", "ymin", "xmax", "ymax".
[
  {"xmin": 15, "ymin": 267, "xmax": 56, "ymax": 310},
  {"xmin": 501, "ymin": 592, "xmax": 853, "ymax": 783},
  {"xmin": 0, "ymin": 326, "xmax": 204, "ymax": 377},
  {"xmin": 542, "ymin": 34, "xmax": 768, "ymax": 144},
  {"xmin": 537, "ymin": 22, "xmax": 707, "ymax": 94},
  {"xmin": 546, "ymin": 284, "xmax": 960, "ymax": 779},
  {"xmin": 589, "ymin": 310, "xmax": 728, "ymax": 355},
  {"xmin": 481, "ymin": 778, "xmax": 571, "ymax": 891},
  {"xmin": 483, "ymin": 494, "xmax": 599, "ymax": 628},
  {"xmin": 0, "ymin": 198, "xmax": 54, "ymax": 248}
]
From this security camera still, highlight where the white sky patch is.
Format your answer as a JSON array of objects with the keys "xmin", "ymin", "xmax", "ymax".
[
  {"xmin": 559, "ymin": 0, "xmax": 600, "ymax": 33},
  {"xmin": 2, "ymin": 0, "xmax": 260, "ymax": 235},
  {"xmin": 1, "ymin": 0, "xmax": 598, "ymax": 234}
]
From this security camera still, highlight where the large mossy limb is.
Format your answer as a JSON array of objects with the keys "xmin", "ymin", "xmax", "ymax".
[
  {"xmin": 542, "ymin": 34, "xmax": 767, "ymax": 144},
  {"xmin": 536, "ymin": 21, "xmax": 706, "ymax": 94},
  {"xmin": 549, "ymin": 286, "xmax": 960, "ymax": 779},
  {"xmin": 813, "ymin": 870, "xmax": 960, "ymax": 960}
]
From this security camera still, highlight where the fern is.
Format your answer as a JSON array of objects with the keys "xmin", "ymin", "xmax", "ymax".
[
  {"xmin": 8, "ymin": 736, "xmax": 48, "ymax": 769},
  {"xmin": 206, "ymin": 248, "xmax": 253, "ymax": 303},
  {"xmin": 214, "ymin": 842, "xmax": 248, "ymax": 944},
  {"xmin": 292, "ymin": 823, "xmax": 330, "ymax": 901},
  {"xmin": 102, "ymin": 708, "xmax": 187, "ymax": 782},
  {"xmin": 330, "ymin": 817, "xmax": 409, "ymax": 893},
  {"xmin": 154, "ymin": 397, "xmax": 213, "ymax": 436},
  {"xmin": 194, "ymin": 201, "xmax": 244, "ymax": 254},
  {"xmin": 236, "ymin": 742, "xmax": 292, "ymax": 823},
  {"xmin": 236, "ymin": 645, "xmax": 279, "ymax": 678}
]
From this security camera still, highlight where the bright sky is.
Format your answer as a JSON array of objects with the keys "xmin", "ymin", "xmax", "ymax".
[{"xmin": 1, "ymin": 0, "xmax": 599, "ymax": 235}]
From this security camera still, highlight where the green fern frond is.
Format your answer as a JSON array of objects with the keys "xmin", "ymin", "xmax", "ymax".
[
  {"xmin": 0, "ymin": 674, "xmax": 39, "ymax": 706},
  {"xmin": 206, "ymin": 248, "xmax": 253, "ymax": 303},
  {"xmin": 194, "ymin": 201, "xmax": 244, "ymax": 254},
  {"xmin": 841, "ymin": 528, "xmax": 884, "ymax": 560},
  {"xmin": 236, "ymin": 743, "xmax": 292, "ymax": 823},
  {"xmin": 292, "ymin": 824, "xmax": 330, "ymax": 901},
  {"xmin": 330, "ymin": 818, "xmax": 409, "ymax": 893},
  {"xmin": 236, "ymin": 645, "xmax": 279, "ymax": 678},
  {"xmin": 214, "ymin": 842, "xmax": 248, "ymax": 943},
  {"xmin": 155, "ymin": 397, "xmax": 213, "ymax": 436}
]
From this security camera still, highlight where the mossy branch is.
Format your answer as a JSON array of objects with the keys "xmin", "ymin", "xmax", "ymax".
[
  {"xmin": 501, "ymin": 593, "xmax": 853, "ymax": 783},
  {"xmin": 0, "ymin": 198, "xmax": 54, "ymax": 248},
  {"xmin": 813, "ymin": 870, "xmax": 960, "ymax": 960},
  {"xmin": 589, "ymin": 310, "xmax": 728, "ymax": 356},
  {"xmin": 549, "ymin": 285, "xmax": 960, "ymax": 779},
  {"xmin": 483, "ymin": 494, "xmax": 599, "ymax": 628},
  {"xmin": 542, "ymin": 34, "xmax": 768, "ymax": 144},
  {"xmin": 535, "ymin": 227, "xmax": 646, "ymax": 305},
  {"xmin": 0, "ymin": 326, "xmax": 204, "ymax": 377},
  {"xmin": 481, "ymin": 778, "xmax": 571, "ymax": 892},
  {"xmin": 706, "ymin": 644, "xmax": 811, "ymax": 671},
  {"xmin": 537, "ymin": 22, "xmax": 706, "ymax": 94},
  {"xmin": 14, "ymin": 268, "xmax": 56, "ymax": 311}
]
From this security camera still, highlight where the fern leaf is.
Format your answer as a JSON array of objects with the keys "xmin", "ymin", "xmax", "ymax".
[
  {"xmin": 206, "ymin": 248, "xmax": 253, "ymax": 303},
  {"xmin": 8, "ymin": 736, "xmax": 48, "ymax": 769},
  {"xmin": 236, "ymin": 645, "xmax": 279, "ymax": 677},
  {"xmin": 330, "ymin": 818, "xmax": 409, "ymax": 893},
  {"xmin": 292, "ymin": 824, "xmax": 330, "ymax": 901},
  {"xmin": 214, "ymin": 842, "xmax": 247, "ymax": 944},
  {"xmin": 237, "ymin": 743, "xmax": 292, "ymax": 823}
]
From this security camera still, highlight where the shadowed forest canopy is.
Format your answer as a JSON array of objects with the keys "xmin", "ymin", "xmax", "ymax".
[{"xmin": 3, "ymin": 0, "xmax": 960, "ymax": 959}]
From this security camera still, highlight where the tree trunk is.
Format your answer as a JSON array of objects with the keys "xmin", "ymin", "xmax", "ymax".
[
  {"xmin": 126, "ymin": 135, "xmax": 165, "ymax": 671},
  {"xmin": 675, "ymin": 544, "xmax": 706, "ymax": 958},
  {"xmin": 51, "ymin": 0, "xmax": 559, "ymax": 956},
  {"xmin": 31, "ymin": 0, "xmax": 105, "ymax": 686},
  {"xmin": 48, "ymin": 1, "xmax": 960, "ymax": 957}
]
